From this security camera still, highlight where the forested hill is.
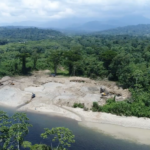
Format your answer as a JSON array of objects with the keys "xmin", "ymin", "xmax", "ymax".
[
  {"xmin": 0, "ymin": 27, "xmax": 64, "ymax": 42},
  {"xmin": 96, "ymin": 24, "xmax": 150, "ymax": 36}
]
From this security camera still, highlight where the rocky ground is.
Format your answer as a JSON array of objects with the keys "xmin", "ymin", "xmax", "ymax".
[
  {"xmin": 1, "ymin": 71, "xmax": 150, "ymax": 145},
  {"xmin": 0, "ymin": 70, "xmax": 130, "ymax": 110}
]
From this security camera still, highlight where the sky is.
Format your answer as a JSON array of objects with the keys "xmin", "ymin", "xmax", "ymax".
[{"xmin": 0, "ymin": 0, "xmax": 150, "ymax": 25}]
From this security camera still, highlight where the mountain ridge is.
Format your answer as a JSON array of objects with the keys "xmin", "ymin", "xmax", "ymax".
[{"xmin": 96, "ymin": 24, "xmax": 150, "ymax": 36}]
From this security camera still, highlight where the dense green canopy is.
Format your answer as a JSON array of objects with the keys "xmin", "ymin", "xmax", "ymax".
[{"xmin": 1, "ymin": 27, "xmax": 150, "ymax": 117}]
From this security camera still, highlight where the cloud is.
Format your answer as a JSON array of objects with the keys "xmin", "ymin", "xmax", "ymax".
[{"xmin": 0, "ymin": 0, "xmax": 150, "ymax": 24}]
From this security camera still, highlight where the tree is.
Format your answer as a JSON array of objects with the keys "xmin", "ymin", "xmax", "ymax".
[
  {"xmin": 119, "ymin": 63, "xmax": 149, "ymax": 89},
  {"xmin": 48, "ymin": 50, "xmax": 62, "ymax": 75},
  {"xmin": 41, "ymin": 127, "xmax": 75, "ymax": 150},
  {"xmin": 109, "ymin": 52, "xmax": 132, "ymax": 80},
  {"xmin": 83, "ymin": 57, "xmax": 107, "ymax": 78},
  {"xmin": 1, "ymin": 112, "xmax": 32, "ymax": 150},
  {"xmin": 0, "ymin": 39, "xmax": 8, "ymax": 45},
  {"xmin": 32, "ymin": 50, "xmax": 39, "ymax": 70},
  {"xmin": 100, "ymin": 50, "xmax": 117, "ymax": 70},
  {"xmin": 22, "ymin": 142, "xmax": 51, "ymax": 150},
  {"xmin": 64, "ymin": 49, "xmax": 82, "ymax": 76},
  {"xmin": 17, "ymin": 53, "xmax": 30, "ymax": 74},
  {"xmin": 17, "ymin": 46, "xmax": 30, "ymax": 74},
  {"xmin": 1, "ymin": 111, "xmax": 75, "ymax": 150},
  {"xmin": 0, "ymin": 111, "xmax": 10, "ymax": 149}
]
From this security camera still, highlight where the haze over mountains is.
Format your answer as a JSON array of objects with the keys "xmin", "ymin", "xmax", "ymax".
[
  {"xmin": 1, "ymin": 15, "xmax": 150, "ymax": 33},
  {"xmin": 62, "ymin": 15, "xmax": 150, "ymax": 32}
]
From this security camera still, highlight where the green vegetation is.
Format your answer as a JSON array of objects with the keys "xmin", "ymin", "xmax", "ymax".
[
  {"xmin": 0, "ymin": 27, "xmax": 63, "ymax": 42},
  {"xmin": 92, "ymin": 90, "xmax": 150, "ymax": 117},
  {"xmin": 41, "ymin": 127, "xmax": 75, "ymax": 150},
  {"xmin": 99, "ymin": 24, "xmax": 150, "ymax": 36},
  {"xmin": 0, "ymin": 111, "xmax": 32, "ymax": 150},
  {"xmin": 1, "ymin": 27, "xmax": 150, "ymax": 118},
  {"xmin": 73, "ymin": 103, "xmax": 89, "ymax": 111},
  {"xmin": 0, "ymin": 111, "xmax": 75, "ymax": 150},
  {"xmin": 73, "ymin": 103, "xmax": 84, "ymax": 108}
]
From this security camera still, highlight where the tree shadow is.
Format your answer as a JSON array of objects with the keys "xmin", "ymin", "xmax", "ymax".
[{"xmin": 50, "ymin": 72, "xmax": 69, "ymax": 77}]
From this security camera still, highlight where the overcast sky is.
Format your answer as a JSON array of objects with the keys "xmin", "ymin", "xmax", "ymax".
[{"xmin": 0, "ymin": 0, "xmax": 150, "ymax": 24}]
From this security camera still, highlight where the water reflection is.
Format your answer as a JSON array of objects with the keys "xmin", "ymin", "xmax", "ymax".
[{"xmin": 0, "ymin": 106, "xmax": 150, "ymax": 150}]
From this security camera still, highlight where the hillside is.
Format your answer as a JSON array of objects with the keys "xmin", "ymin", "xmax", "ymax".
[
  {"xmin": 0, "ymin": 27, "xmax": 64, "ymax": 42},
  {"xmin": 97, "ymin": 24, "xmax": 150, "ymax": 36},
  {"xmin": 65, "ymin": 21, "xmax": 116, "ymax": 32}
]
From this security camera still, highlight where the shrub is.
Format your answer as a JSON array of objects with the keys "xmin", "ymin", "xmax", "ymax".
[
  {"xmin": 73, "ymin": 103, "xmax": 78, "ymax": 108},
  {"xmin": 73, "ymin": 103, "xmax": 84, "ymax": 109},
  {"xmin": 92, "ymin": 91, "xmax": 150, "ymax": 118}
]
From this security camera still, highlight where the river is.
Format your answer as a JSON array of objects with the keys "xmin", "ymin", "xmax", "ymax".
[{"xmin": 0, "ymin": 106, "xmax": 150, "ymax": 150}]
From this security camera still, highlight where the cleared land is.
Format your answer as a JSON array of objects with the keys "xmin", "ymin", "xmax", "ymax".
[{"xmin": 0, "ymin": 71, "xmax": 150, "ymax": 145}]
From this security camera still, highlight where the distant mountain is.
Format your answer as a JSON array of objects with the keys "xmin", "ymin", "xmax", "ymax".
[
  {"xmin": 96, "ymin": 24, "xmax": 150, "ymax": 36},
  {"xmin": 0, "ymin": 27, "xmax": 64, "ymax": 41},
  {"xmin": 0, "ymin": 26, "xmax": 32, "ymax": 29},
  {"xmin": 1, "ymin": 15, "xmax": 150, "ymax": 35},
  {"xmin": 113, "ymin": 15, "xmax": 150, "ymax": 26},
  {"xmin": 60, "ymin": 15, "xmax": 150, "ymax": 33},
  {"xmin": 65, "ymin": 21, "xmax": 117, "ymax": 32}
]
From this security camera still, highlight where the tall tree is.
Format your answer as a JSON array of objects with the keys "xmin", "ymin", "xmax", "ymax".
[
  {"xmin": 32, "ymin": 50, "xmax": 39, "ymax": 70},
  {"xmin": 100, "ymin": 50, "xmax": 117, "ymax": 70},
  {"xmin": 17, "ymin": 53, "xmax": 30, "ymax": 74},
  {"xmin": 17, "ymin": 46, "xmax": 30, "ymax": 74},
  {"xmin": 48, "ymin": 50, "xmax": 62, "ymax": 75},
  {"xmin": 64, "ymin": 49, "xmax": 82, "ymax": 76}
]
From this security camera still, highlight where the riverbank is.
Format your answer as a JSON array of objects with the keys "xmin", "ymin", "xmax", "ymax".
[
  {"xmin": 1, "ymin": 105, "xmax": 149, "ymax": 150},
  {"xmin": 79, "ymin": 122, "xmax": 150, "ymax": 145},
  {"xmin": 18, "ymin": 104, "xmax": 150, "ymax": 145},
  {"xmin": 4, "ymin": 103, "xmax": 150, "ymax": 145},
  {"xmin": 0, "ymin": 73, "xmax": 149, "ymax": 145}
]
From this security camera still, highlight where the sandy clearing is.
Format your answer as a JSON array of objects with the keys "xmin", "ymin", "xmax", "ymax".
[
  {"xmin": 0, "ymin": 86, "xmax": 32, "ymax": 106},
  {"xmin": 0, "ymin": 73, "xmax": 150, "ymax": 145}
]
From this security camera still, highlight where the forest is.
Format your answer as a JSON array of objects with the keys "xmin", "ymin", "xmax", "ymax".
[
  {"xmin": 1, "ymin": 27, "xmax": 150, "ymax": 118},
  {"xmin": 0, "ymin": 27, "xmax": 63, "ymax": 42},
  {"xmin": 99, "ymin": 24, "xmax": 150, "ymax": 36}
]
